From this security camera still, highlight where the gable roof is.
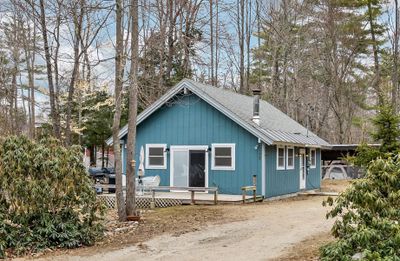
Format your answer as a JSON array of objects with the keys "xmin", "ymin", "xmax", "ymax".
[{"xmin": 106, "ymin": 79, "xmax": 330, "ymax": 147}]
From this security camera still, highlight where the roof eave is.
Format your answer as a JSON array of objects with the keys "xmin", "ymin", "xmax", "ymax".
[{"xmin": 106, "ymin": 79, "xmax": 275, "ymax": 146}]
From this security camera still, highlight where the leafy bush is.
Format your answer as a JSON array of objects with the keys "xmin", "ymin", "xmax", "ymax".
[
  {"xmin": 321, "ymin": 155, "xmax": 400, "ymax": 260},
  {"xmin": 321, "ymin": 103, "xmax": 400, "ymax": 260},
  {"xmin": 0, "ymin": 136, "xmax": 104, "ymax": 258}
]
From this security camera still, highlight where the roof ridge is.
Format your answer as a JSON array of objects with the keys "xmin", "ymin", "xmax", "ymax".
[
  {"xmin": 106, "ymin": 79, "xmax": 330, "ymax": 147},
  {"xmin": 185, "ymin": 79, "xmax": 320, "ymax": 138}
]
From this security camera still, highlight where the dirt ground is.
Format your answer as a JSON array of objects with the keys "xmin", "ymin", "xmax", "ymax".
[
  {"xmin": 320, "ymin": 179, "xmax": 351, "ymax": 193},
  {"xmin": 20, "ymin": 195, "xmax": 338, "ymax": 261}
]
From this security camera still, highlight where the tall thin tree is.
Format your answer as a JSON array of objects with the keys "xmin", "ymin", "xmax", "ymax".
[
  {"xmin": 112, "ymin": 0, "xmax": 126, "ymax": 221},
  {"xmin": 38, "ymin": 0, "xmax": 61, "ymax": 138},
  {"xmin": 393, "ymin": 0, "xmax": 399, "ymax": 111},
  {"xmin": 126, "ymin": 0, "xmax": 139, "ymax": 217}
]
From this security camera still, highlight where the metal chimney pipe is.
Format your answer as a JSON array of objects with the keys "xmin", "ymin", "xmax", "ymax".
[{"xmin": 252, "ymin": 88, "xmax": 261, "ymax": 125}]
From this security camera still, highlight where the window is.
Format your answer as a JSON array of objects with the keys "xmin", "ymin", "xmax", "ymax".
[
  {"xmin": 277, "ymin": 146, "xmax": 285, "ymax": 170},
  {"xmin": 145, "ymin": 144, "xmax": 167, "ymax": 169},
  {"xmin": 310, "ymin": 149, "xmax": 316, "ymax": 168},
  {"xmin": 212, "ymin": 144, "xmax": 235, "ymax": 170},
  {"xmin": 286, "ymin": 146, "xmax": 294, "ymax": 169}
]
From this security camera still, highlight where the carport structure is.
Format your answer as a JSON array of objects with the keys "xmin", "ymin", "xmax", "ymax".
[
  {"xmin": 321, "ymin": 144, "xmax": 380, "ymax": 161},
  {"xmin": 321, "ymin": 144, "xmax": 380, "ymax": 179}
]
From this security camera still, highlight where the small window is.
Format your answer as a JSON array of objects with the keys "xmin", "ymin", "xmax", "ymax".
[
  {"xmin": 310, "ymin": 149, "xmax": 316, "ymax": 168},
  {"xmin": 286, "ymin": 147, "xmax": 294, "ymax": 169},
  {"xmin": 146, "ymin": 144, "xmax": 167, "ymax": 169},
  {"xmin": 277, "ymin": 146, "xmax": 285, "ymax": 170},
  {"xmin": 212, "ymin": 144, "xmax": 235, "ymax": 170}
]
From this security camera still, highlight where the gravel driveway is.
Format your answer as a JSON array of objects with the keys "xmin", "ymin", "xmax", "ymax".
[{"xmin": 31, "ymin": 196, "xmax": 334, "ymax": 261}]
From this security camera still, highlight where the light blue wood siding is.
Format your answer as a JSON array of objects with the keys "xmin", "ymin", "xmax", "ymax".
[
  {"xmin": 265, "ymin": 146, "xmax": 321, "ymax": 198},
  {"xmin": 121, "ymin": 92, "xmax": 322, "ymax": 196},
  {"xmin": 307, "ymin": 148, "xmax": 321, "ymax": 190},
  {"xmin": 123, "ymin": 93, "xmax": 262, "ymax": 195}
]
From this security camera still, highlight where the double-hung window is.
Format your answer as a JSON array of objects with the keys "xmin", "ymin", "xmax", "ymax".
[
  {"xmin": 277, "ymin": 146, "xmax": 285, "ymax": 170},
  {"xmin": 145, "ymin": 144, "xmax": 167, "ymax": 169},
  {"xmin": 286, "ymin": 146, "xmax": 294, "ymax": 169},
  {"xmin": 211, "ymin": 144, "xmax": 235, "ymax": 170}
]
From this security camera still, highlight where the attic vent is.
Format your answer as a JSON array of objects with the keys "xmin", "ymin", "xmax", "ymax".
[{"xmin": 252, "ymin": 88, "xmax": 261, "ymax": 125}]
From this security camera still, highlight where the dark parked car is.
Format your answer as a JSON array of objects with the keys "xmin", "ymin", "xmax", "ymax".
[{"xmin": 88, "ymin": 167, "xmax": 115, "ymax": 193}]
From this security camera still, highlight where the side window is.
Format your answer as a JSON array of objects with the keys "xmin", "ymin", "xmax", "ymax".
[
  {"xmin": 286, "ymin": 147, "xmax": 294, "ymax": 169},
  {"xmin": 145, "ymin": 144, "xmax": 167, "ymax": 169},
  {"xmin": 211, "ymin": 144, "xmax": 235, "ymax": 170},
  {"xmin": 277, "ymin": 146, "xmax": 285, "ymax": 170}
]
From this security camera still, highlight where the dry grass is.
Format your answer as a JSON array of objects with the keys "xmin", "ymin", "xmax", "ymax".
[{"xmin": 273, "ymin": 232, "xmax": 334, "ymax": 261}]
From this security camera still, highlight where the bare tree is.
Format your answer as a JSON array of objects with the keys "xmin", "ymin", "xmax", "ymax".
[
  {"xmin": 112, "ymin": 0, "xmax": 127, "ymax": 222},
  {"xmin": 210, "ymin": 0, "xmax": 215, "ymax": 85},
  {"xmin": 126, "ymin": 0, "xmax": 139, "ymax": 217},
  {"xmin": 38, "ymin": 0, "xmax": 61, "ymax": 139},
  {"xmin": 393, "ymin": 0, "xmax": 399, "ymax": 111}
]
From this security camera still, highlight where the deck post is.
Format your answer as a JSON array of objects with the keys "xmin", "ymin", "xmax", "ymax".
[
  {"xmin": 214, "ymin": 190, "xmax": 218, "ymax": 205},
  {"xmin": 253, "ymin": 189, "xmax": 256, "ymax": 203},
  {"xmin": 150, "ymin": 190, "xmax": 155, "ymax": 209},
  {"xmin": 190, "ymin": 190, "xmax": 195, "ymax": 205},
  {"xmin": 242, "ymin": 190, "xmax": 246, "ymax": 203}
]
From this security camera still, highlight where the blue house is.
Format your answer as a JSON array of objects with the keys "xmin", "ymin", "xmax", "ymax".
[{"xmin": 107, "ymin": 79, "xmax": 330, "ymax": 198}]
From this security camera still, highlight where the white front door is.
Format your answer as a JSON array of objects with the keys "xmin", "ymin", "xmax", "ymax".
[
  {"xmin": 299, "ymin": 151, "xmax": 306, "ymax": 190},
  {"xmin": 170, "ymin": 146, "xmax": 208, "ymax": 188}
]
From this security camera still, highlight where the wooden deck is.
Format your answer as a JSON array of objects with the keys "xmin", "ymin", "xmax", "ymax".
[
  {"xmin": 97, "ymin": 191, "xmax": 263, "ymax": 208},
  {"xmin": 143, "ymin": 191, "xmax": 263, "ymax": 204}
]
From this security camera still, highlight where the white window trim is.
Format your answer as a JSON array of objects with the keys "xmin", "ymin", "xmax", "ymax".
[
  {"xmin": 286, "ymin": 146, "xmax": 295, "ymax": 170},
  {"xmin": 310, "ymin": 148, "xmax": 316, "ymax": 168},
  {"xmin": 145, "ymin": 144, "xmax": 167, "ymax": 169},
  {"xmin": 211, "ymin": 143, "xmax": 235, "ymax": 171},
  {"xmin": 277, "ymin": 145, "xmax": 286, "ymax": 170}
]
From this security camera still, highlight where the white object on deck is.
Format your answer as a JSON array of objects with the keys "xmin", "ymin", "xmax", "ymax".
[
  {"xmin": 136, "ymin": 175, "xmax": 160, "ymax": 188},
  {"xmin": 138, "ymin": 146, "xmax": 145, "ymax": 177}
]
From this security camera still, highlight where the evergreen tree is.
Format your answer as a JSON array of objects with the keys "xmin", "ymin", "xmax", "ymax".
[
  {"xmin": 351, "ymin": 102, "xmax": 400, "ymax": 167},
  {"xmin": 322, "ymin": 100, "xmax": 400, "ymax": 260}
]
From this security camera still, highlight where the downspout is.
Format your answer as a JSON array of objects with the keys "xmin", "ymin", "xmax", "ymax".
[{"xmin": 261, "ymin": 142, "xmax": 266, "ymax": 197}]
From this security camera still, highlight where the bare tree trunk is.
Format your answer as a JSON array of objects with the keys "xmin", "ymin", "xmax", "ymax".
[
  {"xmin": 255, "ymin": 0, "xmax": 261, "ymax": 90},
  {"xmin": 126, "ymin": 0, "xmax": 139, "ymax": 217},
  {"xmin": 66, "ymin": 0, "xmax": 84, "ymax": 145},
  {"xmin": 393, "ymin": 0, "xmax": 399, "ymax": 111},
  {"xmin": 39, "ymin": 0, "xmax": 61, "ymax": 139},
  {"xmin": 113, "ymin": 0, "xmax": 127, "ymax": 222},
  {"xmin": 54, "ymin": 4, "xmax": 61, "ymax": 117},
  {"xmin": 166, "ymin": 0, "xmax": 174, "ymax": 80},
  {"xmin": 238, "ymin": 0, "xmax": 245, "ymax": 93},
  {"xmin": 215, "ymin": 0, "xmax": 219, "ymax": 86},
  {"xmin": 23, "ymin": 20, "xmax": 36, "ymax": 139},
  {"xmin": 11, "ymin": 62, "xmax": 18, "ymax": 134},
  {"xmin": 367, "ymin": 1, "xmax": 382, "ymax": 104},
  {"xmin": 210, "ymin": 0, "xmax": 214, "ymax": 85},
  {"xmin": 158, "ymin": 0, "xmax": 166, "ymax": 89},
  {"xmin": 245, "ymin": 0, "xmax": 251, "ymax": 91}
]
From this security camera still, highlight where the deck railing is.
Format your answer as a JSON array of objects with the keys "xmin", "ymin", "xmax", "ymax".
[{"xmin": 93, "ymin": 184, "xmax": 219, "ymax": 207}]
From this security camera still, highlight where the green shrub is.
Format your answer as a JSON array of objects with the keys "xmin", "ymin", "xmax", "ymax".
[
  {"xmin": 321, "ymin": 155, "xmax": 400, "ymax": 260},
  {"xmin": 0, "ymin": 136, "xmax": 104, "ymax": 258}
]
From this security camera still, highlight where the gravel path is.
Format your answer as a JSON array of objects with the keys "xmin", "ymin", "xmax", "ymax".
[{"xmin": 28, "ymin": 196, "xmax": 334, "ymax": 261}]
